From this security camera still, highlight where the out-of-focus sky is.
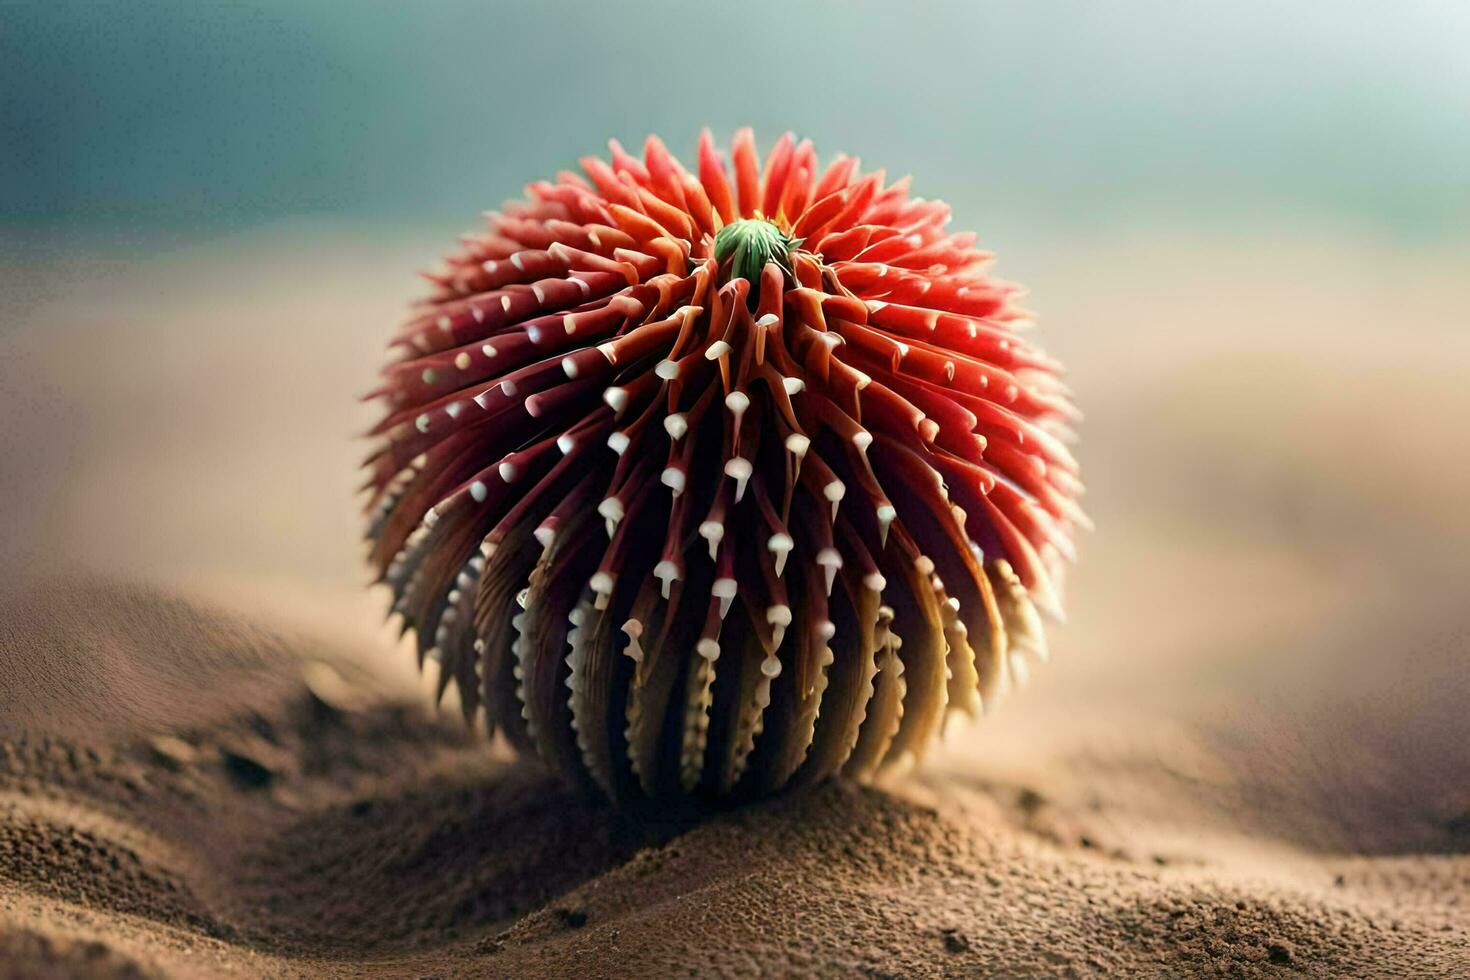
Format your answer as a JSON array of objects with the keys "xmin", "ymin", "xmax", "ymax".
[{"xmin": 4, "ymin": 0, "xmax": 1468, "ymax": 243}]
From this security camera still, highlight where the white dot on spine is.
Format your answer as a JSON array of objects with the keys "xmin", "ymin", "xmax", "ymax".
[
  {"xmin": 501, "ymin": 379, "xmax": 518, "ymax": 397},
  {"xmin": 816, "ymin": 548, "xmax": 842, "ymax": 595},
  {"xmin": 437, "ymin": 315, "xmax": 453, "ymax": 331},
  {"xmin": 532, "ymin": 285, "xmax": 546, "ymax": 304},
  {"xmin": 653, "ymin": 560, "xmax": 679, "ymax": 599},
  {"xmin": 864, "ymin": 571, "xmax": 887, "ymax": 593},
  {"xmin": 415, "ymin": 414, "xmax": 431, "ymax": 433},
  {"xmin": 724, "ymin": 391, "xmax": 749, "ymax": 417},
  {"xmin": 699, "ymin": 520, "xmax": 724, "ymax": 560},
  {"xmin": 454, "ymin": 352, "xmax": 472, "ymax": 370},
  {"xmin": 697, "ymin": 638, "xmax": 720, "ymax": 662},
  {"xmin": 469, "ymin": 480, "xmax": 488, "ymax": 502},
  {"xmin": 482, "ymin": 343, "xmax": 498, "ymax": 358},
  {"xmin": 711, "ymin": 577, "xmax": 738, "ymax": 619},
  {"xmin": 724, "ymin": 457, "xmax": 753, "ymax": 502},
  {"xmin": 824, "ymin": 479, "xmax": 846, "ymax": 520},
  {"xmin": 446, "ymin": 401, "xmax": 463, "ymax": 419},
  {"xmin": 877, "ymin": 503, "xmax": 897, "ymax": 546},
  {"xmin": 561, "ymin": 356, "xmax": 579, "ymax": 378},
  {"xmin": 421, "ymin": 368, "xmax": 439, "ymax": 384},
  {"xmin": 663, "ymin": 413, "xmax": 688, "ymax": 439},
  {"xmin": 768, "ymin": 532, "xmax": 794, "ymax": 576}
]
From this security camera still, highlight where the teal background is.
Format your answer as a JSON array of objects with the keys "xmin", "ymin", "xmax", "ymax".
[{"xmin": 5, "ymin": 0, "xmax": 1468, "ymax": 240}]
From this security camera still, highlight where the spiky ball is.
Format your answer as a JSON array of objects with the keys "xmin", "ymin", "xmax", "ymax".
[{"xmin": 364, "ymin": 130, "xmax": 1084, "ymax": 803}]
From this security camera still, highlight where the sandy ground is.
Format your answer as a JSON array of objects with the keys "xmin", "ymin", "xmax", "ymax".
[{"xmin": 1, "ymin": 223, "xmax": 1467, "ymax": 977}]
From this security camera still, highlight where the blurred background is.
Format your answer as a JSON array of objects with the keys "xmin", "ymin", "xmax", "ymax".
[{"xmin": 3, "ymin": 0, "xmax": 1468, "ymax": 853}]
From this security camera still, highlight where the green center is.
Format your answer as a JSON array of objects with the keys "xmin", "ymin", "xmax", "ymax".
[{"xmin": 712, "ymin": 218, "xmax": 800, "ymax": 287}]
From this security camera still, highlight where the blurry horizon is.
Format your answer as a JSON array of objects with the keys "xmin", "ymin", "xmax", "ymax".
[{"xmin": 5, "ymin": 0, "xmax": 1469, "ymax": 250}]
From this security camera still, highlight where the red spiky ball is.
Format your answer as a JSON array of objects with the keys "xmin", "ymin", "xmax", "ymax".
[{"xmin": 364, "ymin": 129, "xmax": 1084, "ymax": 802}]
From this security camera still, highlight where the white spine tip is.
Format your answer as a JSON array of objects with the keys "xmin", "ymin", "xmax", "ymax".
[
  {"xmin": 705, "ymin": 340, "xmax": 731, "ymax": 360},
  {"xmin": 607, "ymin": 431, "xmax": 631, "ymax": 455},
  {"xmin": 469, "ymin": 481, "xmax": 488, "ymax": 503},
  {"xmin": 498, "ymin": 461, "xmax": 520, "ymax": 482},
  {"xmin": 699, "ymin": 520, "xmax": 724, "ymax": 560},
  {"xmin": 712, "ymin": 577, "xmax": 738, "ymax": 619},
  {"xmin": 663, "ymin": 413, "xmax": 688, "ymax": 439},
  {"xmin": 655, "ymin": 359, "xmax": 680, "ymax": 380},
  {"xmin": 782, "ymin": 376, "xmax": 805, "ymax": 395},
  {"xmin": 653, "ymin": 559, "xmax": 680, "ymax": 599},
  {"xmin": 660, "ymin": 467, "xmax": 686, "ymax": 496},
  {"xmin": 816, "ymin": 547, "xmax": 842, "ymax": 595},
  {"xmin": 697, "ymin": 638, "xmax": 721, "ymax": 662},
  {"xmin": 603, "ymin": 386, "xmax": 628, "ymax": 413},
  {"xmin": 725, "ymin": 457, "xmax": 753, "ymax": 501},
  {"xmin": 755, "ymin": 313, "xmax": 780, "ymax": 328},
  {"xmin": 560, "ymin": 356, "xmax": 579, "ymax": 378}
]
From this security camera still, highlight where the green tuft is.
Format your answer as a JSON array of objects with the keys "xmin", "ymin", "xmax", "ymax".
[{"xmin": 712, "ymin": 219, "xmax": 801, "ymax": 287}]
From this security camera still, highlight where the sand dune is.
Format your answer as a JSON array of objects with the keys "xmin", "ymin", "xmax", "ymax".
[{"xmin": 1, "ymin": 227, "xmax": 1466, "ymax": 976}]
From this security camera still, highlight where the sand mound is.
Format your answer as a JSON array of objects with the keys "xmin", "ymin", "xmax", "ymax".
[{"xmin": 0, "ymin": 576, "xmax": 1465, "ymax": 978}]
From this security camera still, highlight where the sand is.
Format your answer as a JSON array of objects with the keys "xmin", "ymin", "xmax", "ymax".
[{"xmin": 1, "ymin": 224, "xmax": 1467, "ymax": 977}]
